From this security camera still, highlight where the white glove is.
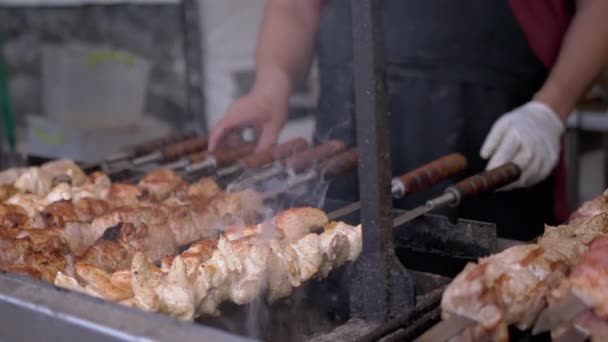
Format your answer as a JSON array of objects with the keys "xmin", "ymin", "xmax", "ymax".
[{"xmin": 480, "ymin": 101, "xmax": 565, "ymax": 190}]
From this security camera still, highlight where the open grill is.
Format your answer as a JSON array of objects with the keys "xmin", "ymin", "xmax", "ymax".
[{"xmin": 0, "ymin": 1, "xmax": 570, "ymax": 341}]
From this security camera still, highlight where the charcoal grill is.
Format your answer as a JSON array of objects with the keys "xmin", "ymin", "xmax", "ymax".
[
  {"xmin": 0, "ymin": 1, "xmax": 538, "ymax": 341},
  {"xmin": 0, "ymin": 196, "xmax": 503, "ymax": 342}
]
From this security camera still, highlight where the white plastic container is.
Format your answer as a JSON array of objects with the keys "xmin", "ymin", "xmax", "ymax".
[
  {"xmin": 26, "ymin": 115, "xmax": 171, "ymax": 163},
  {"xmin": 42, "ymin": 44, "xmax": 150, "ymax": 129}
]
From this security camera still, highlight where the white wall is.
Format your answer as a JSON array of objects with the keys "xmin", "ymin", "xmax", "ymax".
[
  {"xmin": 200, "ymin": 0, "xmax": 264, "ymax": 129},
  {"xmin": 200, "ymin": 0, "xmax": 316, "ymax": 143}
]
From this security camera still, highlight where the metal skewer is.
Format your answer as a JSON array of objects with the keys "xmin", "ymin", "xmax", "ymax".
[{"xmin": 327, "ymin": 153, "xmax": 467, "ymax": 220}]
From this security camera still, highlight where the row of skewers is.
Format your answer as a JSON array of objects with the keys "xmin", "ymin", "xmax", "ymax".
[
  {"xmin": 0, "ymin": 131, "xmax": 532, "ymax": 329},
  {"xmin": 0, "ymin": 134, "xmax": 368, "ymax": 323}
]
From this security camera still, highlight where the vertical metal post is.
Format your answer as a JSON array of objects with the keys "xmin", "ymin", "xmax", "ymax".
[
  {"xmin": 350, "ymin": 0, "xmax": 394, "ymax": 322},
  {"xmin": 182, "ymin": 0, "xmax": 208, "ymax": 134}
]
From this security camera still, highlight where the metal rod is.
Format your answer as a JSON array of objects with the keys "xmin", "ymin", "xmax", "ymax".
[
  {"xmin": 350, "ymin": 0, "xmax": 394, "ymax": 322},
  {"xmin": 355, "ymin": 287, "xmax": 445, "ymax": 342},
  {"xmin": 382, "ymin": 307, "xmax": 441, "ymax": 342}
]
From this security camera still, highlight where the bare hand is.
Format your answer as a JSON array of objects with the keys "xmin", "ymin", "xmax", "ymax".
[{"xmin": 208, "ymin": 90, "xmax": 288, "ymax": 153}]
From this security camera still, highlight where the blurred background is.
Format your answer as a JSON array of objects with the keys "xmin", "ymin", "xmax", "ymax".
[{"xmin": 0, "ymin": 0, "xmax": 606, "ymax": 209}]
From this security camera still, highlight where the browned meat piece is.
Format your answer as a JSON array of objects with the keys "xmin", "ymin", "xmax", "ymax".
[
  {"xmin": 79, "ymin": 235, "xmax": 137, "ymax": 272},
  {"xmin": 0, "ymin": 234, "xmax": 33, "ymax": 264},
  {"xmin": 90, "ymin": 205, "xmax": 167, "ymax": 240},
  {"xmin": 118, "ymin": 222, "xmax": 177, "ymax": 263},
  {"xmin": 40, "ymin": 200, "xmax": 79, "ymax": 224},
  {"xmin": 183, "ymin": 177, "xmax": 221, "ymax": 201},
  {"xmin": 72, "ymin": 172, "xmax": 111, "ymax": 201},
  {"xmin": 165, "ymin": 178, "xmax": 220, "ymax": 206},
  {"xmin": 137, "ymin": 169, "xmax": 186, "ymax": 202},
  {"xmin": 32, "ymin": 201, "xmax": 96, "ymax": 229},
  {"xmin": 73, "ymin": 198, "xmax": 111, "ymax": 222},
  {"xmin": 110, "ymin": 269, "xmax": 133, "ymax": 292},
  {"xmin": 0, "ymin": 203, "xmax": 30, "ymax": 228},
  {"xmin": 537, "ymin": 224, "xmax": 586, "ymax": 264},
  {"xmin": 23, "ymin": 249, "xmax": 71, "ymax": 283},
  {"xmin": 569, "ymin": 193, "xmax": 608, "ymax": 223},
  {"xmin": 206, "ymin": 189, "xmax": 262, "ymax": 224},
  {"xmin": 106, "ymin": 184, "xmax": 144, "ymax": 207},
  {"xmin": 273, "ymin": 207, "xmax": 329, "ymax": 243},
  {"xmin": 74, "ymin": 262, "xmax": 133, "ymax": 301},
  {"xmin": 79, "ymin": 221, "xmax": 177, "ymax": 273},
  {"xmin": 160, "ymin": 239, "xmax": 218, "ymax": 273},
  {"xmin": 167, "ymin": 201, "xmax": 222, "ymax": 246},
  {"xmin": 0, "ymin": 230, "xmax": 72, "ymax": 282},
  {"xmin": 0, "ymin": 264, "xmax": 42, "ymax": 279},
  {"xmin": 167, "ymin": 190, "xmax": 261, "ymax": 246},
  {"xmin": 55, "ymin": 221, "xmax": 103, "ymax": 256},
  {"xmin": 0, "ymin": 185, "xmax": 18, "ymax": 202}
]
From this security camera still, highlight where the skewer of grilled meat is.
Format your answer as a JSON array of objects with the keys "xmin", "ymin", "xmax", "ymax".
[
  {"xmin": 0, "ymin": 228, "xmax": 75, "ymax": 282},
  {"xmin": 1, "ymin": 168, "xmax": 197, "ymax": 228},
  {"xmin": 0, "ymin": 174, "xmax": 234, "ymax": 279},
  {"xmin": 434, "ymin": 210, "xmax": 608, "ymax": 342},
  {"xmin": 77, "ymin": 186, "xmax": 262, "ymax": 273},
  {"xmin": 57, "ymin": 207, "xmax": 323, "ymax": 311},
  {"xmin": 538, "ymin": 235, "xmax": 608, "ymax": 341},
  {"xmin": 0, "ymin": 187, "xmax": 258, "ymax": 284},
  {"xmin": 55, "ymin": 207, "xmax": 362, "ymax": 321}
]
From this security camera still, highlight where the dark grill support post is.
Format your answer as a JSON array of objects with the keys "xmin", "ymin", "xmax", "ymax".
[
  {"xmin": 182, "ymin": 0, "xmax": 208, "ymax": 134},
  {"xmin": 350, "ymin": 0, "xmax": 395, "ymax": 322}
]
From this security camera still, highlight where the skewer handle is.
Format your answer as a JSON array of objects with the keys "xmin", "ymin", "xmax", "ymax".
[
  {"xmin": 448, "ymin": 162, "xmax": 521, "ymax": 203},
  {"xmin": 215, "ymin": 144, "xmax": 256, "ymax": 167},
  {"xmin": 392, "ymin": 153, "xmax": 467, "ymax": 198},
  {"xmin": 283, "ymin": 139, "xmax": 346, "ymax": 172},
  {"xmin": 161, "ymin": 137, "xmax": 209, "ymax": 161},
  {"xmin": 319, "ymin": 149, "xmax": 359, "ymax": 179},
  {"xmin": 242, "ymin": 138, "xmax": 309, "ymax": 169},
  {"xmin": 187, "ymin": 150, "xmax": 209, "ymax": 164},
  {"xmin": 131, "ymin": 131, "xmax": 198, "ymax": 156}
]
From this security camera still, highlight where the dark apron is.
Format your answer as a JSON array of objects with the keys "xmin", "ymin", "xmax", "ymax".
[{"xmin": 315, "ymin": 0, "xmax": 556, "ymax": 241}]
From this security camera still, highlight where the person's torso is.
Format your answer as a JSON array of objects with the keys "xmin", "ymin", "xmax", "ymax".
[{"xmin": 317, "ymin": 0, "xmax": 547, "ymax": 87}]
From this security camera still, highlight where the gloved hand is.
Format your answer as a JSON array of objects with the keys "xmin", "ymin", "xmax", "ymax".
[{"xmin": 480, "ymin": 101, "xmax": 565, "ymax": 190}]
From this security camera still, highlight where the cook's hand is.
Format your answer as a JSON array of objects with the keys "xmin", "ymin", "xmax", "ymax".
[
  {"xmin": 480, "ymin": 101, "xmax": 565, "ymax": 190},
  {"xmin": 208, "ymin": 89, "xmax": 288, "ymax": 153}
]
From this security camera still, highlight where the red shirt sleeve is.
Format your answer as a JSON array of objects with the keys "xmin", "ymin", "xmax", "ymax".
[{"xmin": 509, "ymin": 0, "xmax": 575, "ymax": 68}]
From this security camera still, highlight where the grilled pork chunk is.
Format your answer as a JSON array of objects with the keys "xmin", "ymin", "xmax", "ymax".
[{"xmin": 137, "ymin": 169, "xmax": 186, "ymax": 202}]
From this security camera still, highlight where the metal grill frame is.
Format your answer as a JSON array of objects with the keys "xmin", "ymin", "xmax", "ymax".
[{"xmin": 349, "ymin": 0, "xmax": 399, "ymax": 322}]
